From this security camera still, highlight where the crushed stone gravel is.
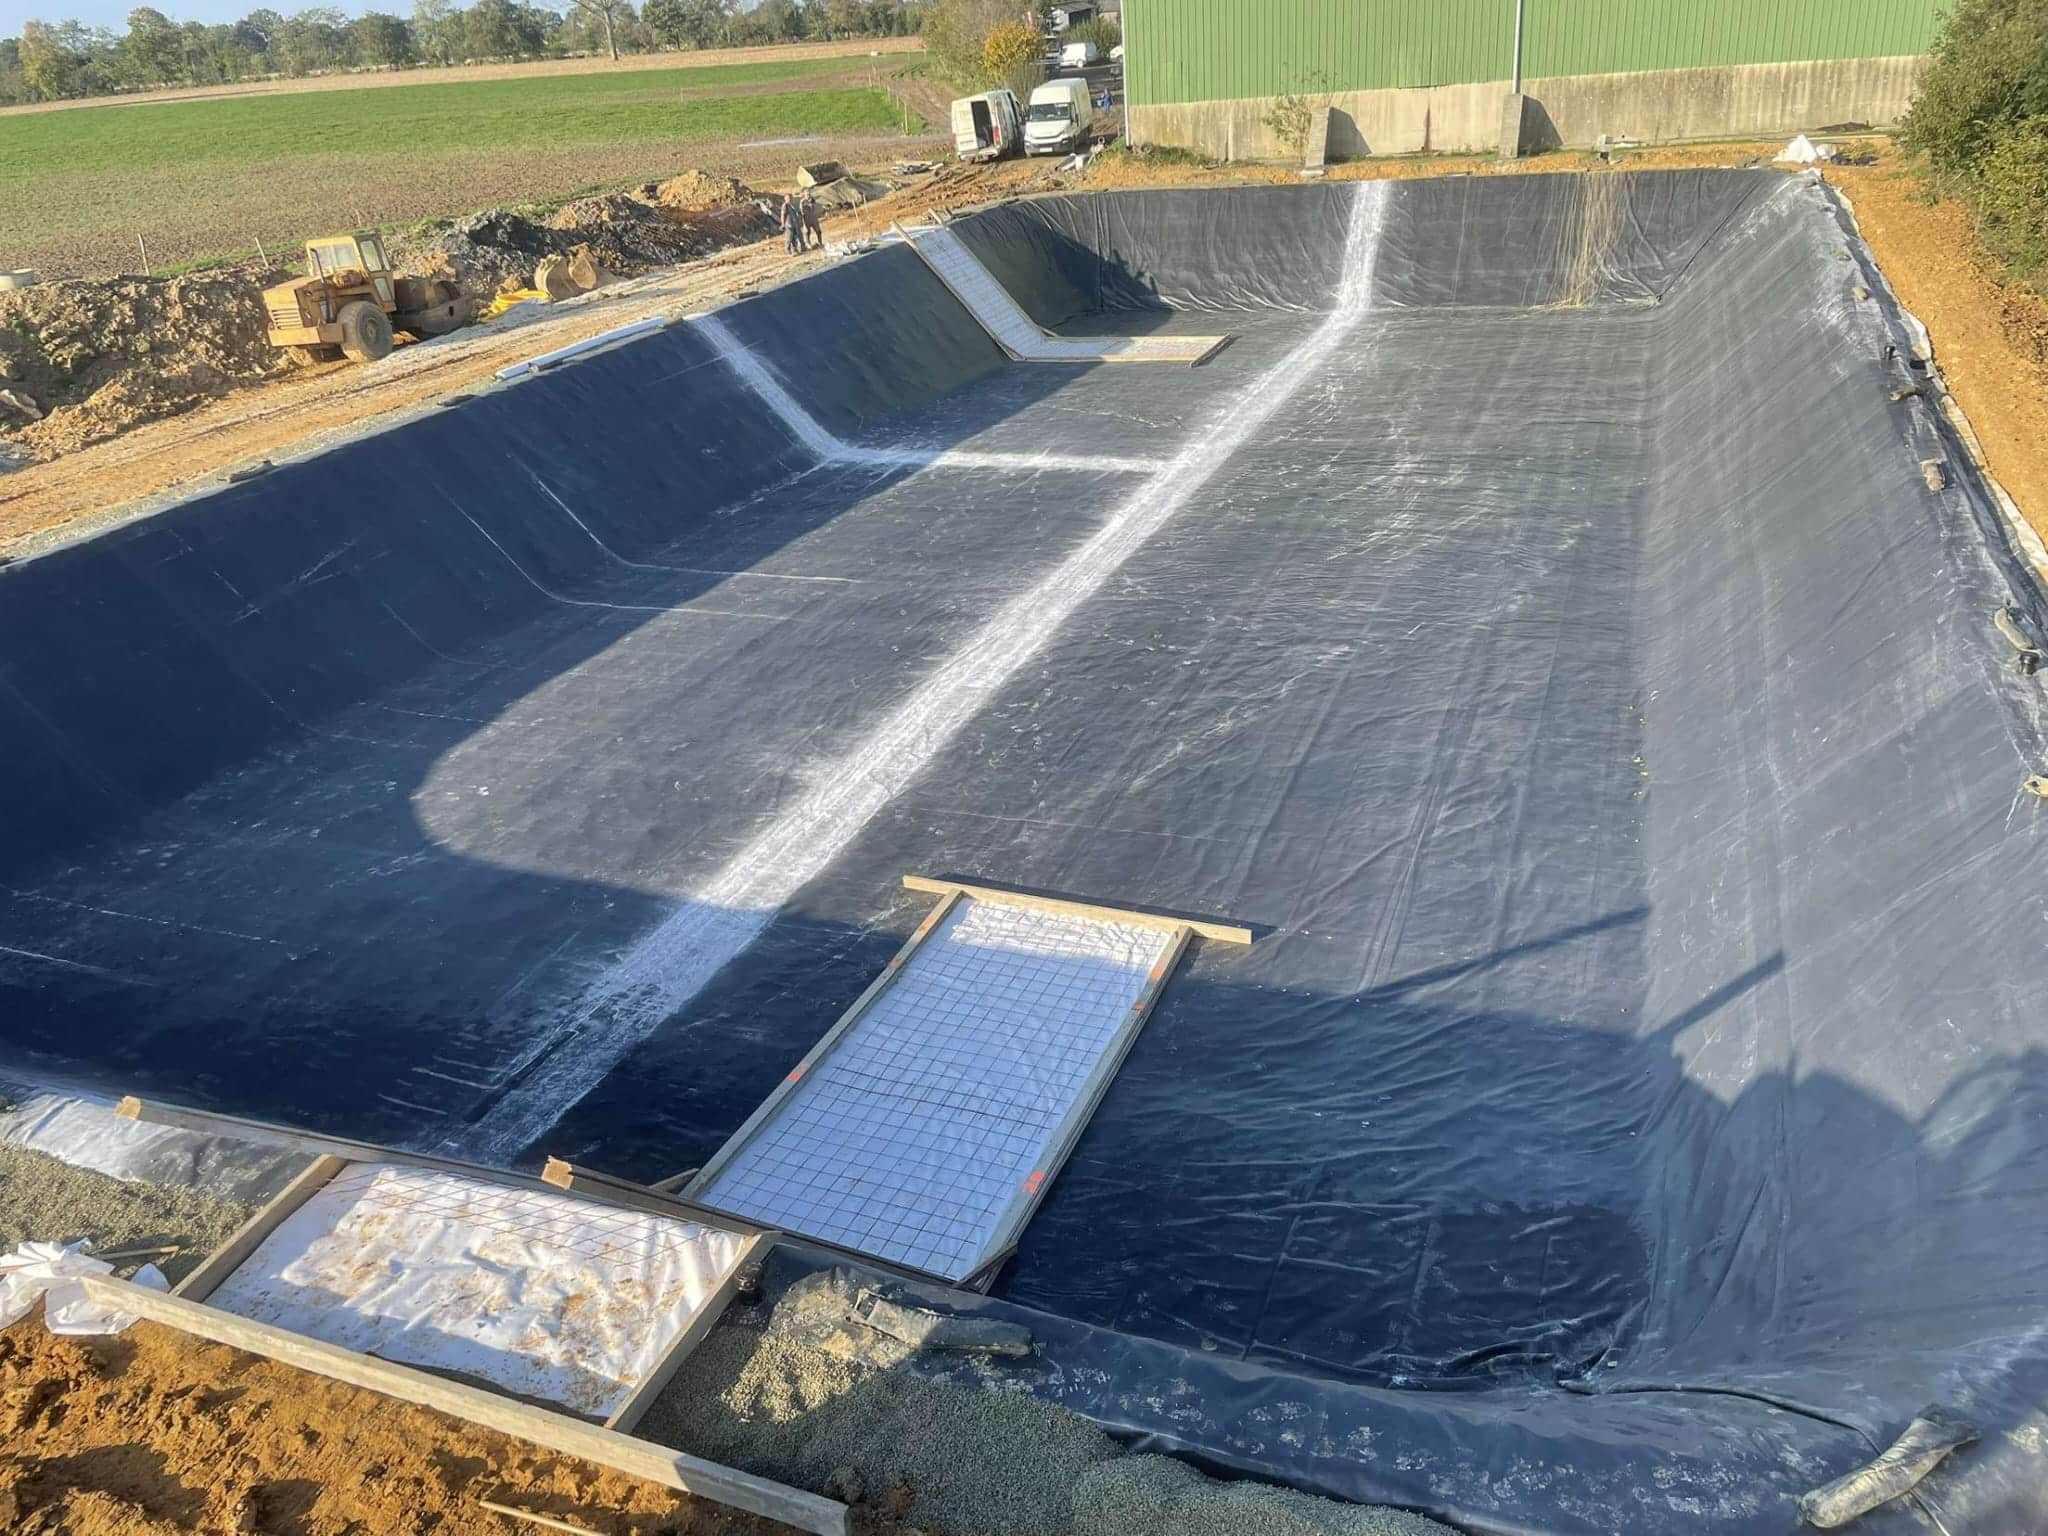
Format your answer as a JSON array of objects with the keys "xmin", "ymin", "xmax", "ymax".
[
  {"xmin": 1075, "ymin": 1455, "xmax": 1456, "ymax": 1536},
  {"xmin": 641, "ymin": 1275, "xmax": 1458, "ymax": 1536},
  {"xmin": 0, "ymin": 1142, "xmax": 252, "ymax": 1283}
]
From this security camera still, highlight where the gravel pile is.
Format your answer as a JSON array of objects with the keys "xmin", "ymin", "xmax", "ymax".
[
  {"xmin": 1075, "ymin": 1456, "xmax": 1456, "ymax": 1536},
  {"xmin": 645, "ymin": 1324, "xmax": 1115, "ymax": 1536},
  {"xmin": 0, "ymin": 1143, "xmax": 253, "ymax": 1284},
  {"xmin": 642, "ymin": 1274, "xmax": 1459, "ymax": 1536}
]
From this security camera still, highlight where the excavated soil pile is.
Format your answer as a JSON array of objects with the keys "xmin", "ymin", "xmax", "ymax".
[
  {"xmin": 399, "ymin": 208, "xmax": 561, "ymax": 293},
  {"xmin": 0, "ymin": 272, "xmax": 292, "ymax": 461},
  {"xmin": 404, "ymin": 174, "xmax": 776, "ymax": 293},
  {"xmin": 653, "ymin": 172, "xmax": 757, "ymax": 211},
  {"xmin": 0, "ymin": 1313, "xmax": 926, "ymax": 1536},
  {"xmin": 548, "ymin": 194, "xmax": 774, "ymax": 275}
]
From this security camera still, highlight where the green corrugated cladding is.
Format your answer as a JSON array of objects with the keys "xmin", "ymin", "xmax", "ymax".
[
  {"xmin": 1519, "ymin": 0, "xmax": 1943, "ymax": 78},
  {"xmin": 1125, "ymin": 0, "xmax": 1945, "ymax": 109}
]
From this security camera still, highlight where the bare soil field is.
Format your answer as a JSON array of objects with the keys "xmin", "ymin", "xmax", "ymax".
[
  {"xmin": 0, "ymin": 36, "xmax": 925, "ymax": 117},
  {"xmin": 15, "ymin": 126, "xmax": 945, "ymax": 279},
  {"xmin": 1822, "ymin": 157, "xmax": 2048, "ymax": 546},
  {"xmin": 1, "ymin": 49, "xmax": 940, "ymax": 279}
]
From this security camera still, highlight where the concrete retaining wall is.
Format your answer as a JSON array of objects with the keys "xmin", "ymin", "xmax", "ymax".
[{"xmin": 1129, "ymin": 55, "xmax": 1926, "ymax": 162}]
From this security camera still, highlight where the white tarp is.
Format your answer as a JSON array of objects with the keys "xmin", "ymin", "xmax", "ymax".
[
  {"xmin": 1778, "ymin": 134, "xmax": 1840, "ymax": 164},
  {"xmin": 0, "ymin": 1089, "xmax": 304, "ymax": 1205},
  {"xmin": 205, "ymin": 1164, "xmax": 748, "ymax": 1418},
  {"xmin": 0, "ymin": 1241, "xmax": 167, "ymax": 1335}
]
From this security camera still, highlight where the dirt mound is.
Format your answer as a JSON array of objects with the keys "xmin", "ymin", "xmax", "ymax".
[
  {"xmin": 1, "ymin": 1313, "xmax": 921, "ymax": 1535},
  {"xmin": 654, "ymin": 170, "xmax": 756, "ymax": 210},
  {"xmin": 548, "ymin": 193, "xmax": 704, "ymax": 271},
  {"xmin": 400, "ymin": 207, "xmax": 561, "ymax": 293},
  {"xmin": 556, "ymin": 192, "xmax": 778, "ymax": 274},
  {"xmin": 404, "ymin": 183, "xmax": 777, "ymax": 294},
  {"xmin": 0, "ymin": 271, "xmax": 290, "ymax": 460}
]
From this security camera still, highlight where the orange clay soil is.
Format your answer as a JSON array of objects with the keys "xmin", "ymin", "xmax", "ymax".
[
  {"xmin": 0, "ymin": 1314, "xmax": 927, "ymax": 1536},
  {"xmin": 1825, "ymin": 153, "xmax": 2048, "ymax": 549}
]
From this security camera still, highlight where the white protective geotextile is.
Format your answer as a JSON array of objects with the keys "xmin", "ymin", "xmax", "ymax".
[
  {"xmin": 205, "ymin": 1164, "xmax": 748, "ymax": 1418},
  {"xmin": 0, "ymin": 1240, "xmax": 167, "ymax": 1335},
  {"xmin": 697, "ymin": 897, "xmax": 1176, "ymax": 1280},
  {"xmin": 0, "ymin": 1090, "xmax": 304, "ymax": 1205},
  {"xmin": 904, "ymin": 224, "xmax": 1226, "ymax": 363}
]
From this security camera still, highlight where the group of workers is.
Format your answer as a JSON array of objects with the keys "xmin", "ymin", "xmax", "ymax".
[{"xmin": 781, "ymin": 191, "xmax": 824, "ymax": 254}]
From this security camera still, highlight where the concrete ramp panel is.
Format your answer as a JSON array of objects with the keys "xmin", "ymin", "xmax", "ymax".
[{"xmin": 901, "ymin": 222, "xmax": 1228, "ymax": 364}]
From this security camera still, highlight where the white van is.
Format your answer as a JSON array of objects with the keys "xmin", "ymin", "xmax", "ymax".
[
  {"xmin": 1024, "ymin": 78, "xmax": 1094, "ymax": 155},
  {"xmin": 951, "ymin": 88, "xmax": 1024, "ymax": 163},
  {"xmin": 1059, "ymin": 39, "xmax": 1100, "ymax": 69}
]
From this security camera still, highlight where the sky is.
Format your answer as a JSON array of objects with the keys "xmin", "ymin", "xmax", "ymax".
[{"xmin": 3, "ymin": 0, "xmax": 382, "ymax": 38}]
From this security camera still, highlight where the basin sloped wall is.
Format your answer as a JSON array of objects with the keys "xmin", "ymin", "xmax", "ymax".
[
  {"xmin": 0, "ymin": 247, "xmax": 1002, "ymax": 878},
  {"xmin": 1630, "ymin": 176, "xmax": 2048, "ymax": 1426}
]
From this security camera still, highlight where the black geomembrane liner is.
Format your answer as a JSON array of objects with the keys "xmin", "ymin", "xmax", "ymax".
[{"xmin": 2, "ymin": 171, "xmax": 2044, "ymax": 1533}]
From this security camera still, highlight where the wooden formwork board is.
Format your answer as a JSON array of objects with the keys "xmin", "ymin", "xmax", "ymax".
[
  {"xmin": 116, "ymin": 1096, "xmax": 760, "ymax": 1235},
  {"xmin": 900, "ymin": 873, "xmax": 1254, "ymax": 944},
  {"xmin": 603, "ymin": 1229, "xmax": 760, "ymax": 1434},
  {"xmin": 78, "ymin": 1275, "xmax": 848, "ymax": 1535},
  {"xmin": 132, "ymin": 1097, "xmax": 766, "ymax": 1437},
  {"xmin": 172, "ymin": 1152, "xmax": 349, "ymax": 1303},
  {"xmin": 546, "ymin": 1156, "xmax": 969, "ymax": 1293}
]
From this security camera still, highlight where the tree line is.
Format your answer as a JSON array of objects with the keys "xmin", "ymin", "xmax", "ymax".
[{"xmin": 0, "ymin": 0, "xmax": 923, "ymax": 104}]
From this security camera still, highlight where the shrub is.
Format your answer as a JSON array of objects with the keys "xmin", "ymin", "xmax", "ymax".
[
  {"xmin": 1974, "ymin": 113, "xmax": 2048, "ymax": 276},
  {"xmin": 1065, "ymin": 15, "xmax": 1119, "ymax": 55},
  {"xmin": 1899, "ymin": 0, "xmax": 2048, "ymax": 173},
  {"xmin": 1261, "ymin": 69, "xmax": 1331, "ymax": 157},
  {"xmin": 981, "ymin": 19, "xmax": 1038, "ymax": 89},
  {"xmin": 921, "ymin": 0, "xmax": 1012, "ymax": 89}
]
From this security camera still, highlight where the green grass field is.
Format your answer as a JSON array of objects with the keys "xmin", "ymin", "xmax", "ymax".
[{"xmin": 0, "ymin": 55, "xmax": 931, "ymax": 276}]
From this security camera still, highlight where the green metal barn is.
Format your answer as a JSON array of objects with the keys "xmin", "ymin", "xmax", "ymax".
[{"xmin": 1121, "ymin": 0, "xmax": 1945, "ymax": 159}]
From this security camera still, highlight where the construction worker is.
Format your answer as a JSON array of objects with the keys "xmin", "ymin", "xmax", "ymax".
[
  {"xmin": 780, "ymin": 193, "xmax": 802, "ymax": 255},
  {"xmin": 800, "ymin": 190, "xmax": 824, "ymax": 252}
]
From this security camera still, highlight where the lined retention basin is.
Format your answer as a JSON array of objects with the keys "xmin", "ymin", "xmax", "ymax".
[{"xmin": 2, "ymin": 171, "xmax": 2045, "ymax": 1533}]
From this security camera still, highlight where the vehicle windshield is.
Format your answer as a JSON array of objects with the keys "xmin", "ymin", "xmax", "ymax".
[
  {"xmin": 1028, "ymin": 101, "xmax": 1074, "ymax": 122},
  {"xmin": 308, "ymin": 240, "xmax": 362, "ymax": 274}
]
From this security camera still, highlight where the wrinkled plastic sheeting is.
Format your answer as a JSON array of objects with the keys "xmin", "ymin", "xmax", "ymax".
[
  {"xmin": 874, "ymin": 173, "xmax": 2048, "ymax": 1532},
  {"xmin": 0, "ymin": 1087, "xmax": 307, "ymax": 1207},
  {"xmin": 0, "ymin": 1241, "xmax": 167, "ymax": 1335},
  {"xmin": 2, "ymin": 169, "xmax": 2046, "ymax": 1534},
  {"xmin": 206, "ymin": 1164, "xmax": 749, "ymax": 1419},
  {"xmin": 952, "ymin": 172, "xmax": 1774, "ymax": 319}
]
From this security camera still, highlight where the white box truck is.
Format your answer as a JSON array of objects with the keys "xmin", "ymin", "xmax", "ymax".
[
  {"xmin": 951, "ymin": 88, "xmax": 1024, "ymax": 162},
  {"xmin": 1024, "ymin": 78, "xmax": 1094, "ymax": 155}
]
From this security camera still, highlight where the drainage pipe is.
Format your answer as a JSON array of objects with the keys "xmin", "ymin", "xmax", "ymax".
[
  {"xmin": 1511, "ymin": 0, "xmax": 1526, "ymax": 93},
  {"xmin": 495, "ymin": 316, "xmax": 666, "ymax": 380}
]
